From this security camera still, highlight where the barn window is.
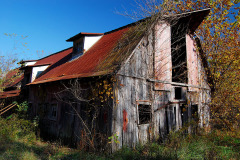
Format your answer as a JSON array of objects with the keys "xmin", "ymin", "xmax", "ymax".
[
  {"xmin": 36, "ymin": 71, "xmax": 43, "ymax": 78},
  {"xmin": 48, "ymin": 104, "xmax": 58, "ymax": 120},
  {"xmin": 171, "ymin": 23, "xmax": 188, "ymax": 83},
  {"xmin": 138, "ymin": 104, "xmax": 151, "ymax": 124},
  {"xmin": 71, "ymin": 39, "xmax": 84, "ymax": 61},
  {"xmin": 175, "ymin": 87, "xmax": 182, "ymax": 99},
  {"xmin": 191, "ymin": 104, "xmax": 198, "ymax": 120}
]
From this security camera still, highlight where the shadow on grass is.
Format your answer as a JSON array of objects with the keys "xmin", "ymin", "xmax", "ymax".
[{"xmin": 0, "ymin": 139, "xmax": 62, "ymax": 160}]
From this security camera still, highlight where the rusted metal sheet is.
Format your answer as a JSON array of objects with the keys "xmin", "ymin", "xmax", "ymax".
[
  {"xmin": 33, "ymin": 47, "xmax": 73, "ymax": 67},
  {"xmin": 32, "ymin": 27, "xmax": 132, "ymax": 85},
  {"xmin": 0, "ymin": 90, "xmax": 21, "ymax": 98}
]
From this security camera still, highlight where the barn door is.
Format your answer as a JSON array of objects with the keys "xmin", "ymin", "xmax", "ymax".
[{"xmin": 137, "ymin": 102, "xmax": 152, "ymax": 144}]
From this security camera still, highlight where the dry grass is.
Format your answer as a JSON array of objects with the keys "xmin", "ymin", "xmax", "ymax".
[{"xmin": 1, "ymin": 114, "xmax": 239, "ymax": 160}]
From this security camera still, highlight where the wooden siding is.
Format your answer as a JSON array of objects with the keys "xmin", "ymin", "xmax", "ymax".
[
  {"xmin": 112, "ymin": 21, "xmax": 211, "ymax": 151},
  {"xmin": 28, "ymin": 21, "xmax": 211, "ymax": 151},
  {"xmin": 29, "ymin": 78, "xmax": 113, "ymax": 149},
  {"xmin": 154, "ymin": 22, "xmax": 172, "ymax": 91},
  {"xmin": 186, "ymin": 34, "xmax": 199, "ymax": 91}
]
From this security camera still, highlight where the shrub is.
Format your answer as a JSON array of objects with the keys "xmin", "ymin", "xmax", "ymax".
[{"xmin": 0, "ymin": 114, "xmax": 36, "ymax": 143}]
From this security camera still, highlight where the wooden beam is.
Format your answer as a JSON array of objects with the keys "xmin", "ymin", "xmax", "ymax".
[
  {"xmin": 154, "ymin": 100, "xmax": 186, "ymax": 112},
  {"xmin": 0, "ymin": 104, "xmax": 17, "ymax": 116},
  {"xmin": 147, "ymin": 78, "xmax": 210, "ymax": 90}
]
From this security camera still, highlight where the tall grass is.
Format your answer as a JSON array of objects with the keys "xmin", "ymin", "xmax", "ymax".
[
  {"xmin": 111, "ymin": 129, "xmax": 240, "ymax": 160},
  {"xmin": 0, "ymin": 114, "xmax": 239, "ymax": 160}
]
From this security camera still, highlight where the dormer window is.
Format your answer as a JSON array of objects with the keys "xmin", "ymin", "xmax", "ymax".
[
  {"xmin": 74, "ymin": 42, "xmax": 84, "ymax": 54},
  {"xmin": 71, "ymin": 37, "xmax": 84, "ymax": 61},
  {"xmin": 66, "ymin": 32, "xmax": 103, "ymax": 61}
]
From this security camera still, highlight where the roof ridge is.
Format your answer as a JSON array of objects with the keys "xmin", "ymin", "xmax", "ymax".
[
  {"xmin": 104, "ymin": 8, "xmax": 210, "ymax": 35},
  {"xmin": 36, "ymin": 46, "xmax": 73, "ymax": 62}
]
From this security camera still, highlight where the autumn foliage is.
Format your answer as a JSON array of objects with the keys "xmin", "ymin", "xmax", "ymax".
[{"xmin": 168, "ymin": 0, "xmax": 240, "ymax": 129}]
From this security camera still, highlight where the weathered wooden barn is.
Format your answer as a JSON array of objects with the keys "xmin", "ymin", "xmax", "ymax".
[{"xmin": 14, "ymin": 9, "xmax": 212, "ymax": 151}]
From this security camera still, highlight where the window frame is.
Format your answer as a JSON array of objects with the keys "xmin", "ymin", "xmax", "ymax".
[
  {"xmin": 136, "ymin": 101, "xmax": 152, "ymax": 125},
  {"xmin": 48, "ymin": 103, "xmax": 58, "ymax": 121}
]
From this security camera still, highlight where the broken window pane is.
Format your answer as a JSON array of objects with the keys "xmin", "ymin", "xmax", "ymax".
[{"xmin": 138, "ymin": 104, "xmax": 151, "ymax": 124}]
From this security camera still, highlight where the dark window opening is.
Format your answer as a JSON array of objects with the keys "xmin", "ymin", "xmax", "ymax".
[
  {"xmin": 38, "ymin": 103, "xmax": 58, "ymax": 120},
  {"xmin": 175, "ymin": 87, "xmax": 182, "ymax": 99},
  {"xmin": 72, "ymin": 39, "xmax": 84, "ymax": 59},
  {"xmin": 49, "ymin": 104, "xmax": 57, "ymax": 120},
  {"xmin": 180, "ymin": 104, "xmax": 199, "ymax": 126},
  {"xmin": 180, "ymin": 104, "xmax": 188, "ymax": 126},
  {"xmin": 191, "ymin": 105, "xmax": 198, "ymax": 121},
  {"xmin": 171, "ymin": 23, "xmax": 188, "ymax": 83},
  {"xmin": 36, "ymin": 71, "xmax": 43, "ymax": 78},
  {"xmin": 138, "ymin": 104, "xmax": 151, "ymax": 124}
]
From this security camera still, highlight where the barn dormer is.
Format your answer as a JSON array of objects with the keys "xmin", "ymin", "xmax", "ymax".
[{"xmin": 66, "ymin": 32, "xmax": 103, "ymax": 60}]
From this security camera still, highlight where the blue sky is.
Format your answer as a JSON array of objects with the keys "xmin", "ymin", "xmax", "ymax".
[
  {"xmin": 0, "ymin": 0, "xmax": 135, "ymax": 61},
  {"xmin": 1, "ymin": 0, "xmax": 238, "ymax": 64}
]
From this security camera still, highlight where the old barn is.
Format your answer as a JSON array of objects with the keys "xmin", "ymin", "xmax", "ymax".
[{"xmin": 1, "ymin": 9, "xmax": 211, "ymax": 151}]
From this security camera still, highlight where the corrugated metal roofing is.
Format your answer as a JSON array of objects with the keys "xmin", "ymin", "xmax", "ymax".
[
  {"xmin": 0, "ymin": 90, "xmax": 21, "ymax": 98},
  {"xmin": 0, "ymin": 69, "xmax": 23, "ymax": 89},
  {"xmin": 33, "ymin": 47, "xmax": 73, "ymax": 67},
  {"xmin": 31, "ymin": 26, "xmax": 133, "ymax": 85},
  {"xmin": 30, "ymin": 8, "xmax": 210, "ymax": 85}
]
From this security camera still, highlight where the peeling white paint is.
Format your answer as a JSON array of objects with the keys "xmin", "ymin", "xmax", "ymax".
[
  {"xmin": 31, "ymin": 65, "xmax": 49, "ymax": 82},
  {"xmin": 84, "ymin": 36, "xmax": 102, "ymax": 52}
]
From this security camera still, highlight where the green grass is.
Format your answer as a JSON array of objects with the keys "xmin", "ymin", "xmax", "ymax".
[{"xmin": 0, "ymin": 115, "xmax": 239, "ymax": 160}]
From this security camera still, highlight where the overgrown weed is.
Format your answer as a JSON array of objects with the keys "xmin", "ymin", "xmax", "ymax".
[{"xmin": 0, "ymin": 114, "xmax": 239, "ymax": 159}]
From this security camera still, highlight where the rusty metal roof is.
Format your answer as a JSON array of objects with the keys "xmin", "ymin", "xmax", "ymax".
[
  {"xmin": 29, "ymin": 8, "xmax": 210, "ymax": 85},
  {"xmin": 33, "ymin": 47, "xmax": 73, "ymax": 67},
  {"xmin": 0, "ymin": 68, "xmax": 24, "ymax": 89},
  {"xmin": 31, "ymin": 26, "xmax": 132, "ymax": 85},
  {"xmin": 0, "ymin": 89, "xmax": 21, "ymax": 98}
]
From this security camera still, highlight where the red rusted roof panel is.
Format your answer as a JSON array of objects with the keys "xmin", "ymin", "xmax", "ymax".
[
  {"xmin": 0, "ymin": 89, "xmax": 21, "ymax": 98},
  {"xmin": 0, "ymin": 69, "xmax": 23, "ymax": 89},
  {"xmin": 31, "ymin": 9, "xmax": 210, "ymax": 85},
  {"xmin": 32, "ymin": 27, "xmax": 130, "ymax": 84},
  {"xmin": 33, "ymin": 47, "xmax": 73, "ymax": 66}
]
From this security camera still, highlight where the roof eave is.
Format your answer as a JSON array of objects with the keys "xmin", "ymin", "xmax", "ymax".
[{"xmin": 66, "ymin": 32, "xmax": 104, "ymax": 42}]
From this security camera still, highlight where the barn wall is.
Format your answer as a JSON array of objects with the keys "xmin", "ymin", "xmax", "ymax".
[
  {"xmin": 112, "ymin": 31, "xmax": 154, "ymax": 150},
  {"xmin": 27, "ymin": 23, "xmax": 210, "ymax": 151},
  {"xmin": 29, "ymin": 78, "xmax": 113, "ymax": 148},
  {"xmin": 154, "ymin": 22, "xmax": 172, "ymax": 90},
  {"xmin": 112, "ymin": 21, "xmax": 211, "ymax": 151},
  {"xmin": 29, "ymin": 82, "xmax": 76, "ymax": 144}
]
